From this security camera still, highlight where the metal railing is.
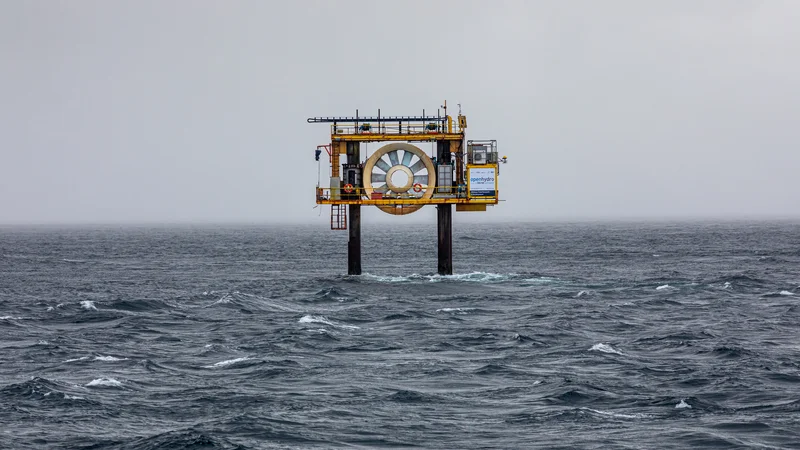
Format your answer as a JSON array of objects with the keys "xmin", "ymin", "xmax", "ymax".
[{"xmin": 330, "ymin": 120, "xmax": 463, "ymax": 136}]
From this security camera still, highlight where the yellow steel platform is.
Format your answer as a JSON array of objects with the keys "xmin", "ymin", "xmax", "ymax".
[
  {"xmin": 316, "ymin": 197, "xmax": 499, "ymax": 206},
  {"xmin": 310, "ymin": 104, "xmax": 502, "ymax": 217}
]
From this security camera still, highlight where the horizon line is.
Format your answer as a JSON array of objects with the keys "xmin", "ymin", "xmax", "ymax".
[{"xmin": 1, "ymin": 215, "xmax": 799, "ymax": 228}]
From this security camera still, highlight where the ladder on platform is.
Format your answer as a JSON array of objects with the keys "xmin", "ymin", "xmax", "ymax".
[{"xmin": 331, "ymin": 205, "xmax": 347, "ymax": 230}]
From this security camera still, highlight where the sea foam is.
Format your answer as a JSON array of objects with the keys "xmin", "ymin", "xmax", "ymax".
[
  {"xmin": 584, "ymin": 408, "xmax": 649, "ymax": 419},
  {"xmin": 64, "ymin": 356, "xmax": 91, "ymax": 363},
  {"xmin": 432, "ymin": 272, "xmax": 511, "ymax": 283},
  {"xmin": 298, "ymin": 315, "xmax": 359, "ymax": 330},
  {"xmin": 204, "ymin": 356, "xmax": 252, "ymax": 368},
  {"xmin": 86, "ymin": 378, "xmax": 122, "ymax": 387},
  {"xmin": 436, "ymin": 307, "xmax": 475, "ymax": 314},
  {"xmin": 590, "ymin": 343, "xmax": 624, "ymax": 355},
  {"xmin": 522, "ymin": 276, "xmax": 557, "ymax": 284},
  {"xmin": 95, "ymin": 356, "xmax": 128, "ymax": 361},
  {"xmin": 361, "ymin": 273, "xmax": 416, "ymax": 283},
  {"xmin": 361, "ymin": 272, "xmax": 514, "ymax": 283}
]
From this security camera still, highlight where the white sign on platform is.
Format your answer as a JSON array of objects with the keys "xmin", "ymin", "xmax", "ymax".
[{"xmin": 468, "ymin": 167, "xmax": 496, "ymax": 197}]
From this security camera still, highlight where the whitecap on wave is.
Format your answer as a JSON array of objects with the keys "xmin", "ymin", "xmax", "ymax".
[
  {"xmin": 0, "ymin": 315, "xmax": 23, "ymax": 320},
  {"xmin": 762, "ymin": 290, "xmax": 796, "ymax": 298},
  {"xmin": 575, "ymin": 290, "xmax": 589, "ymax": 298},
  {"xmin": 583, "ymin": 408, "xmax": 649, "ymax": 419},
  {"xmin": 64, "ymin": 356, "xmax": 91, "ymax": 363},
  {"xmin": 298, "ymin": 315, "xmax": 359, "ymax": 330},
  {"xmin": 212, "ymin": 294, "xmax": 232, "ymax": 305},
  {"xmin": 436, "ymin": 307, "xmax": 475, "ymax": 314},
  {"xmin": 95, "ymin": 355, "xmax": 128, "ymax": 362},
  {"xmin": 589, "ymin": 343, "xmax": 624, "ymax": 356},
  {"xmin": 204, "ymin": 356, "xmax": 253, "ymax": 368},
  {"xmin": 656, "ymin": 284, "xmax": 671, "ymax": 291},
  {"xmin": 80, "ymin": 301, "xmax": 97, "ymax": 310},
  {"xmin": 86, "ymin": 378, "xmax": 122, "ymax": 387},
  {"xmin": 675, "ymin": 399, "xmax": 692, "ymax": 409}
]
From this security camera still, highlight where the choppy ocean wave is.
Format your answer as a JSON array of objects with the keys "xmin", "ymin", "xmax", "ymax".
[
  {"xmin": 357, "ymin": 271, "xmax": 518, "ymax": 283},
  {"xmin": 1, "ymin": 222, "xmax": 799, "ymax": 448},
  {"xmin": 590, "ymin": 343, "xmax": 624, "ymax": 355},
  {"xmin": 86, "ymin": 377, "xmax": 123, "ymax": 388}
]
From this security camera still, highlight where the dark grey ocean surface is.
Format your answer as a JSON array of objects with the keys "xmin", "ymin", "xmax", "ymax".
[{"xmin": 2, "ymin": 221, "xmax": 800, "ymax": 449}]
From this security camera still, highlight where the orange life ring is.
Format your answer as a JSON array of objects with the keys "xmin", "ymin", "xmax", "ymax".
[
  {"xmin": 412, "ymin": 183, "xmax": 423, "ymax": 193},
  {"xmin": 343, "ymin": 183, "xmax": 354, "ymax": 193}
]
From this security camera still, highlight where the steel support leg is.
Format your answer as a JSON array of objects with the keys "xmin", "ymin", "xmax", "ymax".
[
  {"xmin": 437, "ymin": 204, "xmax": 452, "ymax": 275},
  {"xmin": 348, "ymin": 205, "xmax": 361, "ymax": 275}
]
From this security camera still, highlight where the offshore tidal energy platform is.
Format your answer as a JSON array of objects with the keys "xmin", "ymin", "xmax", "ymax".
[{"xmin": 310, "ymin": 102, "xmax": 505, "ymax": 276}]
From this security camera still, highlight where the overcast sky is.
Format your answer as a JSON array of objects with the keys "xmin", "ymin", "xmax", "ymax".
[{"xmin": 1, "ymin": 0, "xmax": 798, "ymax": 224}]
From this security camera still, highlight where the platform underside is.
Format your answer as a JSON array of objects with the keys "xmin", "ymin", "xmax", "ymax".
[{"xmin": 316, "ymin": 198, "xmax": 497, "ymax": 206}]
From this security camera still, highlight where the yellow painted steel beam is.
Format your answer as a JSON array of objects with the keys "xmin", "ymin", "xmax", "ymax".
[
  {"xmin": 456, "ymin": 204, "xmax": 487, "ymax": 212},
  {"xmin": 331, "ymin": 133, "xmax": 464, "ymax": 142}
]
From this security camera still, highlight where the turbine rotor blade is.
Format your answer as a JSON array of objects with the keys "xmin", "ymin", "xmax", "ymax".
[
  {"xmin": 388, "ymin": 150, "xmax": 399, "ymax": 167},
  {"xmin": 409, "ymin": 160, "xmax": 426, "ymax": 174},
  {"xmin": 375, "ymin": 158, "xmax": 391, "ymax": 173},
  {"xmin": 401, "ymin": 150, "xmax": 413, "ymax": 167}
]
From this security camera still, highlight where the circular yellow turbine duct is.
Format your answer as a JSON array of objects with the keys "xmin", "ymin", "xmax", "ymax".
[{"xmin": 363, "ymin": 143, "xmax": 436, "ymax": 215}]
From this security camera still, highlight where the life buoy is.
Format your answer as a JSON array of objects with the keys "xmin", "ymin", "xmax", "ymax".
[
  {"xmin": 412, "ymin": 183, "xmax": 423, "ymax": 193},
  {"xmin": 343, "ymin": 183, "xmax": 354, "ymax": 194}
]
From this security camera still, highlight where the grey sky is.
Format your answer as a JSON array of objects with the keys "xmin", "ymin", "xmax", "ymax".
[{"xmin": 1, "ymin": 0, "xmax": 798, "ymax": 224}]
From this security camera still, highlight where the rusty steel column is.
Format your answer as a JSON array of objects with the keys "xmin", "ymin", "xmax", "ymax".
[
  {"xmin": 347, "ymin": 142, "xmax": 361, "ymax": 275},
  {"xmin": 437, "ymin": 141, "xmax": 453, "ymax": 275}
]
